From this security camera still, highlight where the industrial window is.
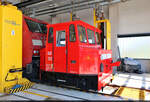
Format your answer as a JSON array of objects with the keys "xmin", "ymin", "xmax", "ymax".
[
  {"xmin": 69, "ymin": 24, "xmax": 76, "ymax": 42},
  {"xmin": 77, "ymin": 25, "xmax": 87, "ymax": 43},
  {"xmin": 87, "ymin": 29, "xmax": 95, "ymax": 44},
  {"xmin": 95, "ymin": 32, "xmax": 101, "ymax": 45},
  {"xmin": 56, "ymin": 31, "xmax": 66, "ymax": 46},
  {"xmin": 118, "ymin": 36, "xmax": 150, "ymax": 59},
  {"xmin": 48, "ymin": 27, "xmax": 53, "ymax": 43},
  {"xmin": 25, "ymin": 19, "xmax": 47, "ymax": 34}
]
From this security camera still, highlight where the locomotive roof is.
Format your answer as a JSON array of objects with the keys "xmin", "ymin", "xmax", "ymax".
[
  {"xmin": 48, "ymin": 20, "xmax": 100, "ymax": 31},
  {"xmin": 23, "ymin": 15, "xmax": 48, "ymax": 25}
]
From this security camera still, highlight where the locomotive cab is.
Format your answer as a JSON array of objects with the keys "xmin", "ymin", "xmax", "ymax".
[{"xmin": 40, "ymin": 20, "xmax": 120, "ymax": 91}]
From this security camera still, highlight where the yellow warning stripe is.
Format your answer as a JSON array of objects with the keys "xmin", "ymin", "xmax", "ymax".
[
  {"xmin": 7, "ymin": 82, "xmax": 34, "ymax": 94},
  {"xmin": 139, "ymin": 90, "xmax": 145, "ymax": 100},
  {"xmin": 114, "ymin": 87, "xmax": 124, "ymax": 96},
  {"xmin": 114, "ymin": 86, "xmax": 146, "ymax": 100},
  {"xmin": 23, "ymin": 91, "xmax": 50, "ymax": 99}
]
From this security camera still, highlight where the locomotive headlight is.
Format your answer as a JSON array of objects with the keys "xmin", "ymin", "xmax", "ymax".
[
  {"xmin": 37, "ymin": 50, "xmax": 39, "ymax": 53},
  {"xmin": 33, "ymin": 50, "xmax": 37, "ymax": 54}
]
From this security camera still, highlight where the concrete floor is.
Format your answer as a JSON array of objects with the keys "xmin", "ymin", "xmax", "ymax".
[
  {"xmin": 0, "ymin": 72, "xmax": 150, "ymax": 101},
  {"xmin": 0, "ymin": 84, "xmax": 124, "ymax": 101},
  {"xmin": 111, "ymin": 72, "xmax": 150, "ymax": 90}
]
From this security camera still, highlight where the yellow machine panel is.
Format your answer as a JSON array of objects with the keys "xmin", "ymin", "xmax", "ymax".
[{"xmin": 0, "ymin": 4, "xmax": 33, "ymax": 94}]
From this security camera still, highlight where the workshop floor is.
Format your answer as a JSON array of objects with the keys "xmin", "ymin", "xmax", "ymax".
[
  {"xmin": 112, "ymin": 72, "xmax": 150, "ymax": 90},
  {"xmin": 109, "ymin": 72, "xmax": 150, "ymax": 100},
  {"xmin": 0, "ymin": 72, "xmax": 150, "ymax": 101},
  {"xmin": 0, "ymin": 84, "xmax": 124, "ymax": 101}
]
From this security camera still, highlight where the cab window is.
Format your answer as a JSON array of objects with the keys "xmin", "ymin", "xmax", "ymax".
[
  {"xmin": 48, "ymin": 27, "xmax": 53, "ymax": 43},
  {"xmin": 25, "ymin": 19, "xmax": 47, "ymax": 34},
  {"xmin": 69, "ymin": 24, "xmax": 76, "ymax": 42},
  {"xmin": 95, "ymin": 32, "xmax": 101, "ymax": 45},
  {"xmin": 56, "ymin": 31, "xmax": 66, "ymax": 46},
  {"xmin": 77, "ymin": 25, "xmax": 87, "ymax": 43},
  {"xmin": 87, "ymin": 29, "xmax": 95, "ymax": 44}
]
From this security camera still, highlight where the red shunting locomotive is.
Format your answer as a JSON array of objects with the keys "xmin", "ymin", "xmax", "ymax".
[{"xmin": 40, "ymin": 20, "xmax": 120, "ymax": 91}]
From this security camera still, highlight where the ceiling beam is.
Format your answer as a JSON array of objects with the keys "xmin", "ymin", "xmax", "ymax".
[
  {"xmin": 20, "ymin": 0, "xmax": 123, "ymax": 17},
  {"xmin": 36, "ymin": 0, "xmax": 105, "ymax": 16},
  {"xmin": 36, "ymin": 0, "xmax": 121, "ymax": 16},
  {"xmin": 15, "ymin": 0, "xmax": 46, "ymax": 8},
  {"xmin": 36, "ymin": 0, "xmax": 92, "ymax": 13}
]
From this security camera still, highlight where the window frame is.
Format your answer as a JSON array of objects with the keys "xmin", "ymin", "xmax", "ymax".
[
  {"xmin": 69, "ymin": 24, "xmax": 76, "ymax": 42},
  {"xmin": 95, "ymin": 32, "xmax": 102, "ymax": 45},
  {"xmin": 77, "ymin": 25, "xmax": 87, "ymax": 43},
  {"xmin": 56, "ymin": 30, "xmax": 66, "ymax": 47},
  {"xmin": 87, "ymin": 28, "xmax": 96, "ymax": 44}
]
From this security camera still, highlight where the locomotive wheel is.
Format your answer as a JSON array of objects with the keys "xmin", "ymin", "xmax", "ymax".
[
  {"xmin": 100, "ymin": 63, "xmax": 104, "ymax": 72},
  {"xmin": 110, "ymin": 79, "xmax": 113, "ymax": 83},
  {"xmin": 101, "ymin": 87, "xmax": 104, "ymax": 92},
  {"xmin": 79, "ymin": 78, "xmax": 87, "ymax": 90}
]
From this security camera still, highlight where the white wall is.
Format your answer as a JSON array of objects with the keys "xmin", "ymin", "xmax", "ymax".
[
  {"xmin": 109, "ymin": 0, "xmax": 150, "ymax": 73},
  {"xmin": 109, "ymin": 3, "xmax": 119, "ymax": 61},
  {"xmin": 50, "ymin": 8, "xmax": 94, "ymax": 25},
  {"xmin": 118, "ymin": 0, "xmax": 150, "ymax": 34}
]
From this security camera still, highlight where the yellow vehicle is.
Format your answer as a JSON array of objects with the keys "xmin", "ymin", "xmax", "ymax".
[{"xmin": 0, "ymin": 3, "xmax": 33, "ymax": 94}]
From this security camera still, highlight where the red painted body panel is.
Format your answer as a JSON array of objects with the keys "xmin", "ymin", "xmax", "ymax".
[
  {"xmin": 40, "ymin": 48, "xmax": 45, "ymax": 71},
  {"xmin": 53, "ymin": 26, "xmax": 68, "ymax": 73},
  {"xmin": 22, "ymin": 16, "xmax": 32, "ymax": 67},
  {"xmin": 78, "ymin": 22, "xmax": 101, "ymax": 75},
  {"xmin": 22, "ymin": 15, "xmax": 48, "ymax": 67}
]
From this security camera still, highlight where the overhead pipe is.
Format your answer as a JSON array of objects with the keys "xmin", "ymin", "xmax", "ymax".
[
  {"xmin": 36, "ymin": 5, "xmax": 92, "ymax": 17},
  {"xmin": 15, "ymin": 0, "xmax": 46, "ymax": 8},
  {"xmin": 25, "ymin": 0, "xmax": 53, "ymax": 8},
  {"xmin": 35, "ymin": 0, "xmax": 106, "ymax": 16},
  {"xmin": 20, "ymin": 0, "xmax": 92, "ymax": 16},
  {"xmin": 36, "ymin": 0, "xmax": 122, "ymax": 17},
  {"xmin": 36, "ymin": 0, "xmax": 122, "ymax": 14},
  {"xmin": 36, "ymin": 0, "xmax": 93, "ymax": 13}
]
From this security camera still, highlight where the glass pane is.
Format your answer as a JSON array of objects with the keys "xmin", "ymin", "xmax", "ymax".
[
  {"xmin": 96, "ymin": 32, "xmax": 101, "ymax": 45},
  {"xmin": 25, "ymin": 19, "xmax": 47, "ymax": 34},
  {"xmin": 56, "ymin": 31, "xmax": 66, "ymax": 46},
  {"xmin": 39, "ymin": 23, "xmax": 47, "ymax": 34},
  {"xmin": 77, "ymin": 25, "xmax": 87, "ymax": 43},
  {"xmin": 69, "ymin": 24, "xmax": 76, "ymax": 42},
  {"xmin": 87, "ymin": 29, "xmax": 95, "ymax": 44}
]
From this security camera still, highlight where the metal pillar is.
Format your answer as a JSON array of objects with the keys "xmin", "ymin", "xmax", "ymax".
[
  {"xmin": 93, "ymin": 8, "xmax": 111, "ymax": 50},
  {"xmin": 96, "ymin": 20, "xmax": 111, "ymax": 50}
]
